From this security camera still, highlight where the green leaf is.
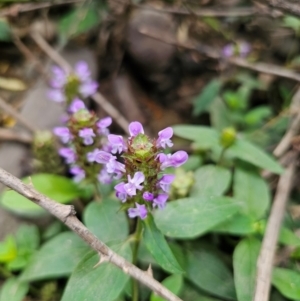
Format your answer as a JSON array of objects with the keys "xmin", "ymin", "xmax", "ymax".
[
  {"xmin": 0, "ymin": 174, "xmax": 81, "ymax": 217},
  {"xmin": 234, "ymin": 165, "xmax": 270, "ymax": 219},
  {"xmin": 173, "ymin": 125, "xmax": 220, "ymax": 151},
  {"xmin": 83, "ymin": 199, "xmax": 128, "ymax": 243},
  {"xmin": 0, "ymin": 277, "xmax": 29, "ymax": 301},
  {"xmin": 143, "ymin": 215, "xmax": 183, "ymax": 274},
  {"xmin": 0, "ymin": 19, "xmax": 11, "ymax": 42},
  {"xmin": 233, "ymin": 237, "xmax": 261, "ymax": 301},
  {"xmin": 272, "ymin": 268, "xmax": 300, "ymax": 300},
  {"xmin": 21, "ymin": 232, "xmax": 89, "ymax": 281},
  {"xmin": 245, "ymin": 106, "xmax": 272, "ymax": 126},
  {"xmin": 186, "ymin": 249, "xmax": 236, "ymax": 300},
  {"xmin": 150, "ymin": 274, "xmax": 183, "ymax": 301},
  {"xmin": 154, "ymin": 197, "xmax": 241, "ymax": 238},
  {"xmin": 191, "ymin": 165, "xmax": 231, "ymax": 197},
  {"xmin": 15, "ymin": 225, "xmax": 40, "ymax": 252},
  {"xmin": 0, "ymin": 235, "xmax": 17, "ymax": 263},
  {"xmin": 59, "ymin": 4, "xmax": 101, "ymax": 38},
  {"xmin": 61, "ymin": 241, "xmax": 131, "ymax": 301},
  {"xmin": 213, "ymin": 213, "xmax": 256, "ymax": 236},
  {"xmin": 209, "ymin": 97, "xmax": 232, "ymax": 131},
  {"xmin": 193, "ymin": 79, "xmax": 222, "ymax": 115},
  {"xmin": 227, "ymin": 139, "xmax": 283, "ymax": 174},
  {"xmin": 278, "ymin": 227, "xmax": 300, "ymax": 246}
]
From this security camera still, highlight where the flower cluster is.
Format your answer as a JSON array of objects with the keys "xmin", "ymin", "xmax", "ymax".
[
  {"xmin": 222, "ymin": 42, "xmax": 251, "ymax": 58},
  {"xmin": 48, "ymin": 61, "xmax": 98, "ymax": 104},
  {"xmin": 53, "ymin": 104, "xmax": 112, "ymax": 183},
  {"xmin": 94, "ymin": 121, "xmax": 188, "ymax": 220}
]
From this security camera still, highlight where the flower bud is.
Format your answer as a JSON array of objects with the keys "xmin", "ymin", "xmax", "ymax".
[{"xmin": 220, "ymin": 127, "xmax": 237, "ymax": 149}]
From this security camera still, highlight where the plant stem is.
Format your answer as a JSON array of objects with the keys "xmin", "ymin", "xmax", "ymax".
[
  {"xmin": 218, "ymin": 147, "xmax": 227, "ymax": 166},
  {"xmin": 132, "ymin": 219, "xmax": 143, "ymax": 301}
]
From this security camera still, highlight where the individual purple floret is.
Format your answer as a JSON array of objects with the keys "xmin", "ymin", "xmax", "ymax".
[
  {"xmin": 129, "ymin": 121, "xmax": 144, "ymax": 137},
  {"xmin": 50, "ymin": 66, "xmax": 66, "ymax": 89},
  {"xmin": 59, "ymin": 147, "xmax": 76, "ymax": 164},
  {"xmin": 68, "ymin": 98, "xmax": 85, "ymax": 113},
  {"xmin": 70, "ymin": 166, "xmax": 85, "ymax": 182},
  {"xmin": 98, "ymin": 168, "xmax": 112, "ymax": 185},
  {"xmin": 239, "ymin": 42, "xmax": 251, "ymax": 57},
  {"xmin": 123, "ymin": 172, "xmax": 145, "ymax": 196},
  {"xmin": 158, "ymin": 174, "xmax": 175, "ymax": 192},
  {"xmin": 115, "ymin": 182, "xmax": 127, "ymax": 202},
  {"xmin": 79, "ymin": 128, "xmax": 96, "ymax": 145},
  {"xmin": 79, "ymin": 81, "xmax": 98, "ymax": 98},
  {"xmin": 128, "ymin": 203, "xmax": 148, "ymax": 220},
  {"xmin": 74, "ymin": 61, "xmax": 91, "ymax": 81},
  {"xmin": 108, "ymin": 134, "xmax": 126, "ymax": 154},
  {"xmin": 156, "ymin": 127, "xmax": 173, "ymax": 148},
  {"xmin": 222, "ymin": 44, "xmax": 235, "ymax": 58},
  {"xmin": 53, "ymin": 127, "xmax": 72, "ymax": 144},
  {"xmin": 97, "ymin": 117, "xmax": 112, "ymax": 135},
  {"xmin": 143, "ymin": 192, "xmax": 154, "ymax": 201},
  {"xmin": 159, "ymin": 151, "xmax": 188, "ymax": 169},
  {"xmin": 153, "ymin": 194, "xmax": 168, "ymax": 209},
  {"xmin": 47, "ymin": 89, "xmax": 66, "ymax": 103}
]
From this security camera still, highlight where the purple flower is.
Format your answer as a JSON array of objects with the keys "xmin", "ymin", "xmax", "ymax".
[
  {"xmin": 222, "ymin": 44, "xmax": 234, "ymax": 58},
  {"xmin": 239, "ymin": 42, "xmax": 251, "ymax": 57},
  {"xmin": 70, "ymin": 166, "xmax": 85, "ymax": 182},
  {"xmin": 74, "ymin": 61, "xmax": 91, "ymax": 81},
  {"xmin": 79, "ymin": 81, "xmax": 98, "ymax": 97},
  {"xmin": 106, "ymin": 158, "xmax": 126, "ymax": 178},
  {"xmin": 153, "ymin": 194, "xmax": 168, "ymax": 209},
  {"xmin": 53, "ymin": 127, "xmax": 72, "ymax": 143},
  {"xmin": 97, "ymin": 117, "xmax": 112, "ymax": 135},
  {"xmin": 129, "ymin": 121, "xmax": 144, "ymax": 137},
  {"xmin": 159, "ymin": 151, "xmax": 188, "ymax": 169},
  {"xmin": 128, "ymin": 203, "xmax": 148, "ymax": 219},
  {"xmin": 114, "ymin": 182, "xmax": 127, "ymax": 202},
  {"xmin": 98, "ymin": 168, "xmax": 112, "ymax": 185},
  {"xmin": 143, "ymin": 191, "xmax": 154, "ymax": 201},
  {"xmin": 108, "ymin": 134, "xmax": 126, "ymax": 154},
  {"xmin": 59, "ymin": 147, "xmax": 76, "ymax": 164},
  {"xmin": 158, "ymin": 174, "xmax": 175, "ymax": 192},
  {"xmin": 87, "ymin": 149, "xmax": 114, "ymax": 164},
  {"xmin": 157, "ymin": 127, "xmax": 173, "ymax": 148},
  {"xmin": 79, "ymin": 128, "xmax": 96, "ymax": 145},
  {"xmin": 68, "ymin": 98, "xmax": 85, "ymax": 113},
  {"xmin": 47, "ymin": 89, "xmax": 66, "ymax": 103},
  {"xmin": 50, "ymin": 66, "xmax": 66, "ymax": 89},
  {"xmin": 124, "ymin": 171, "xmax": 145, "ymax": 196}
]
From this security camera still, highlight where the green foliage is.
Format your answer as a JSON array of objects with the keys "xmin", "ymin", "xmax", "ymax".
[
  {"xmin": 193, "ymin": 79, "xmax": 223, "ymax": 116},
  {"xmin": 0, "ymin": 174, "xmax": 81, "ymax": 217},
  {"xmin": 61, "ymin": 241, "xmax": 131, "ymax": 301},
  {"xmin": 143, "ymin": 215, "xmax": 183, "ymax": 274},
  {"xmin": 83, "ymin": 199, "xmax": 129, "ymax": 243},
  {"xmin": 0, "ymin": 277, "xmax": 29, "ymax": 301},
  {"xmin": 272, "ymin": 268, "xmax": 300, "ymax": 300},
  {"xmin": 154, "ymin": 196, "xmax": 241, "ymax": 238},
  {"xmin": 0, "ymin": 19, "xmax": 11, "ymax": 42},
  {"xmin": 233, "ymin": 237, "xmax": 261, "ymax": 301},
  {"xmin": 186, "ymin": 248, "xmax": 236, "ymax": 299},
  {"xmin": 150, "ymin": 275, "xmax": 183, "ymax": 301}
]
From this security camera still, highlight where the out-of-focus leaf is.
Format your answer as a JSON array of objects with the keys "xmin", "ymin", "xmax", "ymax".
[
  {"xmin": 61, "ymin": 241, "xmax": 131, "ymax": 301},
  {"xmin": 0, "ymin": 77, "xmax": 26, "ymax": 91},
  {"xmin": 1, "ymin": 174, "xmax": 81, "ymax": 217},
  {"xmin": 245, "ymin": 106, "xmax": 272, "ymax": 126},
  {"xmin": 193, "ymin": 79, "xmax": 222, "ymax": 116},
  {"xmin": 182, "ymin": 155, "xmax": 202, "ymax": 171},
  {"xmin": 233, "ymin": 237, "xmax": 261, "ymax": 301},
  {"xmin": 234, "ymin": 165, "xmax": 270, "ymax": 219},
  {"xmin": 21, "ymin": 232, "xmax": 89, "ymax": 281},
  {"xmin": 143, "ymin": 215, "xmax": 183, "ymax": 274},
  {"xmin": 0, "ymin": 19, "xmax": 11, "ymax": 41},
  {"xmin": 59, "ymin": 4, "xmax": 102, "ymax": 38},
  {"xmin": 0, "ymin": 277, "xmax": 29, "ymax": 301},
  {"xmin": 83, "ymin": 199, "xmax": 128, "ymax": 243},
  {"xmin": 283, "ymin": 15, "xmax": 300, "ymax": 35},
  {"xmin": 191, "ymin": 165, "xmax": 231, "ymax": 197},
  {"xmin": 0, "ymin": 235, "xmax": 17, "ymax": 263},
  {"xmin": 227, "ymin": 139, "xmax": 283, "ymax": 174},
  {"xmin": 210, "ymin": 97, "xmax": 232, "ymax": 131},
  {"xmin": 150, "ymin": 274, "xmax": 183, "ymax": 301},
  {"xmin": 154, "ymin": 197, "xmax": 241, "ymax": 238},
  {"xmin": 186, "ymin": 249, "xmax": 236, "ymax": 299},
  {"xmin": 272, "ymin": 268, "xmax": 300, "ymax": 300}
]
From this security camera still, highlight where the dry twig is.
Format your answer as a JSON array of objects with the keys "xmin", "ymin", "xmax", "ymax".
[
  {"xmin": 264, "ymin": 0, "xmax": 300, "ymax": 17},
  {"xmin": 0, "ymin": 128, "xmax": 32, "ymax": 144},
  {"xmin": 0, "ymin": 167, "xmax": 182, "ymax": 301},
  {"xmin": 30, "ymin": 32, "xmax": 130, "ymax": 134},
  {"xmin": 0, "ymin": 96, "xmax": 36, "ymax": 133},
  {"xmin": 253, "ymin": 151, "xmax": 297, "ymax": 301}
]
